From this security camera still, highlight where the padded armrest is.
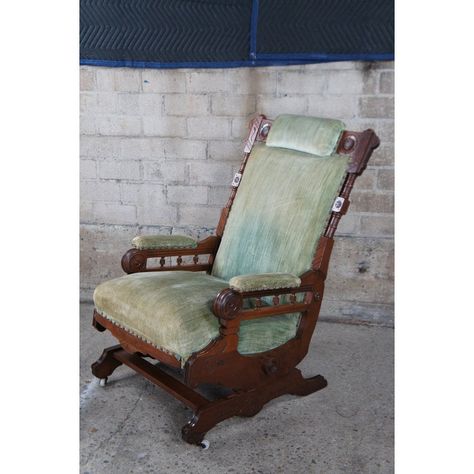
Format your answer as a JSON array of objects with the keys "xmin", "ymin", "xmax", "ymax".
[
  {"xmin": 131, "ymin": 235, "xmax": 198, "ymax": 250},
  {"xmin": 229, "ymin": 273, "xmax": 301, "ymax": 293}
]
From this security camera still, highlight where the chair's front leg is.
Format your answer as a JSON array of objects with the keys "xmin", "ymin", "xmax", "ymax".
[{"xmin": 91, "ymin": 345, "xmax": 123, "ymax": 380}]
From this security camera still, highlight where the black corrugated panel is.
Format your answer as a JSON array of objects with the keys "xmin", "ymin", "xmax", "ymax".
[
  {"xmin": 257, "ymin": 0, "xmax": 394, "ymax": 57},
  {"xmin": 80, "ymin": 0, "xmax": 393, "ymax": 68}
]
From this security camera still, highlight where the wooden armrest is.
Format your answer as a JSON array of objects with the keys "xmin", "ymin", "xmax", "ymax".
[
  {"xmin": 202, "ymin": 270, "xmax": 325, "ymax": 360},
  {"xmin": 121, "ymin": 236, "xmax": 220, "ymax": 274},
  {"xmin": 212, "ymin": 281, "xmax": 317, "ymax": 322}
]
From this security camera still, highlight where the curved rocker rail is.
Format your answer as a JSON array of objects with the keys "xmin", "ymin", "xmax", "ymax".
[{"xmin": 91, "ymin": 341, "xmax": 327, "ymax": 446}]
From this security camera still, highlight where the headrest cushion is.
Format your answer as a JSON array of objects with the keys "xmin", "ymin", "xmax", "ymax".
[{"xmin": 266, "ymin": 114, "xmax": 345, "ymax": 156}]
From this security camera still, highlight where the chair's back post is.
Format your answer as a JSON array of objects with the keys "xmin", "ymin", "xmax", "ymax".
[
  {"xmin": 215, "ymin": 115, "xmax": 272, "ymax": 237},
  {"xmin": 311, "ymin": 129, "xmax": 380, "ymax": 277}
]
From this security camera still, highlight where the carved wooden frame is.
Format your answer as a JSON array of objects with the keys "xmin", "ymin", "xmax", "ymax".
[{"xmin": 91, "ymin": 114, "xmax": 380, "ymax": 445}]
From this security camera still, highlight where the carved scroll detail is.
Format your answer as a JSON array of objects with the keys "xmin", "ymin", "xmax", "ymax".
[
  {"xmin": 121, "ymin": 249, "xmax": 147, "ymax": 274},
  {"xmin": 212, "ymin": 288, "xmax": 243, "ymax": 320}
]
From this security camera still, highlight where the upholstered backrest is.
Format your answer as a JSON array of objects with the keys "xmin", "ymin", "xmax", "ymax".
[{"xmin": 212, "ymin": 115, "xmax": 349, "ymax": 281}]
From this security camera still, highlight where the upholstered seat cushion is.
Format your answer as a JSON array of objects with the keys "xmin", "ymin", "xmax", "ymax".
[{"xmin": 93, "ymin": 271, "xmax": 300, "ymax": 365}]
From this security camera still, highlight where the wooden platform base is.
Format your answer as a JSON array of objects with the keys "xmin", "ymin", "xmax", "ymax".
[{"xmin": 91, "ymin": 344, "xmax": 327, "ymax": 445}]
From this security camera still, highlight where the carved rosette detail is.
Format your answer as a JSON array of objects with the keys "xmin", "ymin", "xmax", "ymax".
[
  {"xmin": 337, "ymin": 130, "xmax": 380, "ymax": 175},
  {"xmin": 212, "ymin": 288, "xmax": 243, "ymax": 320},
  {"xmin": 121, "ymin": 250, "xmax": 147, "ymax": 274}
]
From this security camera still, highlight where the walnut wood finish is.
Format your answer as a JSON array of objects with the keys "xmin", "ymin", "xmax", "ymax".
[
  {"xmin": 91, "ymin": 116, "xmax": 380, "ymax": 445},
  {"xmin": 323, "ymin": 129, "xmax": 380, "ymax": 241},
  {"xmin": 113, "ymin": 349, "xmax": 207, "ymax": 411},
  {"xmin": 185, "ymin": 270, "xmax": 325, "ymax": 390},
  {"xmin": 337, "ymin": 129, "xmax": 380, "ymax": 174},
  {"xmin": 181, "ymin": 368, "xmax": 327, "ymax": 445},
  {"xmin": 121, "ymin": 235, "xmax": 220, "ymax": 274},
  {"xmin": 91, "ymin": 345, "xmax": 123, "ymax": 379},
  {"xmin": 93, "ymin": 310, "xmax": 181, "ymax": 368}
]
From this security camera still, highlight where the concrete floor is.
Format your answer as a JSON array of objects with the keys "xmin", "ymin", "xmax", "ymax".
[{"xmin": 80, "ymin": 303, "xmax": 393, "ymax": 474}]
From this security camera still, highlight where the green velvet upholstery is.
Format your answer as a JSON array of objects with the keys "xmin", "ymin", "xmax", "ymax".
[
  {"xmin": 266, "ymin": 114, "xmax": 345, "ymax": 156},
  {"xmin": 210, "ymin": 115, "xmax": 347, "ymax": 347},
  {"xmin": 229, "ymin": 272, "xmax": 301, "ymax": 292},
  {"xmin": 94, "ymin": 271, "xmax": 300, "ymax": 365},
  {"xmin": 211, "ymin": 144, "xmax": 349, "ymax": 281},
  {"xmin": 93, "ymin": 114, "xmax": 348, "ymax": 365},
  {"xmin": 132, "ymin": 234, "xmax": 197, "ymax": 250}
]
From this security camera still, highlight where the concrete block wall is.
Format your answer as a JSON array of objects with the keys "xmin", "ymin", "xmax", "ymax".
[{"xmin": 80, "ymin": 61, "xmax": 394, "ymax": 325}]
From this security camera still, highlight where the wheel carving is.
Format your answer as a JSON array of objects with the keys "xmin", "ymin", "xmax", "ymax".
[
  {"xmin": 121, "ymin": 250, "xmax": 147, "ymax": 273},
  {"xmin": 212, "ymin": 288, "xmax": 243, "ymax": 320}
]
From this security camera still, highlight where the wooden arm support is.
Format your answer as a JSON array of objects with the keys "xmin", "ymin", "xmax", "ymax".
[
  {"xmin": 121, "ymin": 236, "xmax": 221, "ymax": 274},
  {"xmin": 212, "ymin": 283, "xmax": 318, "ymax": 322},
  {"xmin": 184, "ymin": 270, "xmax": 325, "ymax": 389}
]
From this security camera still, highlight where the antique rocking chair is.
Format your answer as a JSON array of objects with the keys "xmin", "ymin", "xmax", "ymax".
[{"xmin": 91, "ymin": 114, "xmax": 379, "ymax": 447}]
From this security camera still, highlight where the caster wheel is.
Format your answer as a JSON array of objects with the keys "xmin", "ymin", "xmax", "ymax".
[
  {"xmin": 199, "ymin": 439, "xmax": 210, "ymax": 450},
  {"xmin": 99, "ymin": 377, "xmax": 108, "ymax": 387}
]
